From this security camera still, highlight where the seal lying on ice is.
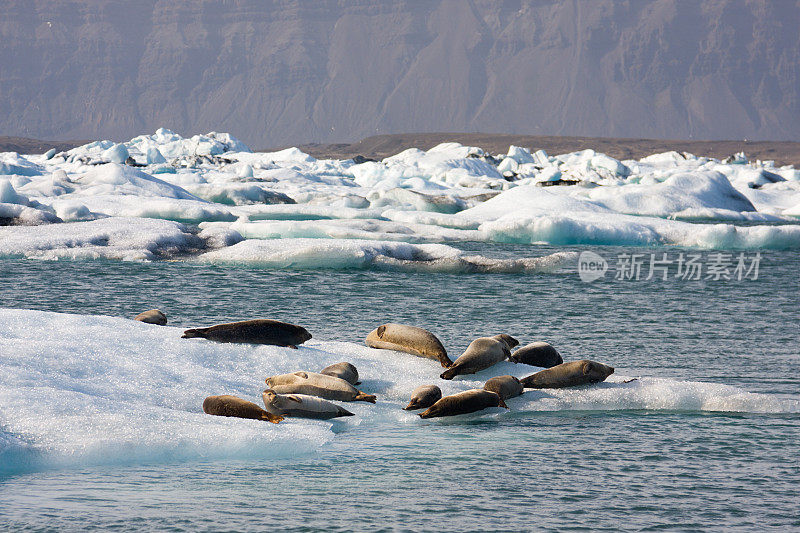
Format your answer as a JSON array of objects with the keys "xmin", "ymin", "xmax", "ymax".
[
  {"xmin": 202, "ymin": 395, "xmax": 284, "ymax": 423},
  {"xmin": 403, "ymin": 385, "xmax": 442, "ymax": 411},
  {"xmin": 262, "ymin": 389, "xmax": 354, "ymax": 419},
  {"xmin": 182, "ymin": 319, "xmax": 311, "ymax": 348},
  {"xmin": 509, "ymin": 342, "xmax": 563, "ymax": 368},
  {"xmin": 319, "ymin": 362, "xmax": 359, "ymax": 385},
  {"xmin": 365, "ymin": 323, "xmax": 452, "ymax": 368},
  {"xmin": 419, "ymin": 389, "xmax": 508, "ymax": 419},
  {"xmin": 134, "ymin": 309, "xmax": 167, "ymax": 325},
  {"xmin": 265, "ymin": 372, "xmax": 377, "ymax": 403},
  {"xmin": 520, "ymin": 360, "xmax": 614, "ymax": 389},
  {"xmin": 483, "ymin": 375, "xmax": 524, "ymax": 400},
  {"xmin": 440, "ymin": 335, "xmax": 517, "ymax": 380}
]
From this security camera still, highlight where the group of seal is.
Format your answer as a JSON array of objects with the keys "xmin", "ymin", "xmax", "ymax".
[
  {"xmin": 132, "ymin": 311, "xmax": 616, "ymax": 423},
  {"xmin": 365, "ymin": 322, "xmax": 615, "ymax": 418},
  {"xmin": 201, "ymin": 361, "xmax": 372, "ymax": 423}
]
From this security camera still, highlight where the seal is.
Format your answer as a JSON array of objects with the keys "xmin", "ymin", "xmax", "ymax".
[
  {"xmin": 134, "ymin": 309, "xmax": 167, "ymax": 325},
  {"xmin": 491, "ymin": 334, "xmax": 519, "ymax": 349},
  {"xmin": 419, "ymin": 389, "xmax": 508, "ymax": 419},
  {"xmin": 510, "ymin": 342, "xmax": 563, "ymax": 368},
  {"xmin": 182, "ymin": 319, "xmax": 311, "ymax": 348},
  {"xmin": 262, "ymin": 389, "xmax": 354, "ymax": 419},
  {"xmin": 319, "ymin": 362, "xmax": 359, "ymax": 385},
  {"xmin": 520, "ymin": 360, "xmax": 614, "ymax": 389},
  {"xmin": 483, "ymin": 375, "xmax": 524, "ymax": 400},
  {"xmin": 440, "ymin": 336, "xmax": 512, "ymax": 380},
  {"xmin": 265, "ymin": 371, "xmax": 377, "ymax": 403},
  {"xmin": 365, "ymin": 323, "xmax": 452, "ymax": 368},
  {"xmin": 403, "ymin": 385, "xmax": 442, "ymax": 411},
  {"xmin": 202, "ymin": 394, "xmax": 284, "ymax": 423}
]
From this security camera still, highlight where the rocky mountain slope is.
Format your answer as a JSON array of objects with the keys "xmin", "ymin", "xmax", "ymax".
[{"xmin": 1, "ymin": 0, "xmax": 798, "ymax": 147}]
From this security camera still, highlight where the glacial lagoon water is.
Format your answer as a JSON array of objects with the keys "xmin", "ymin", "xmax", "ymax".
[{"xmin": 0, "ymin": 243, "xmax": 798, "ymax": 531}]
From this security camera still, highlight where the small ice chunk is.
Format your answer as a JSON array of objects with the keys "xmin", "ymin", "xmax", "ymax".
[
  {"xmin": 237, "ymin": 164, "xmax": 254, "ymax": 178},
  {"xmin": 497, "ymin": 157, "xmax": 518, "ymax": 174},
  {"xmin": 0, "ymin": 179, "xmax": 28, "ymax": 205},
  {"xmin": 146, "ymin": 147, "xmax": 167, "ymax": 165},
  {"xmin": 506, "ymin": 145, "xmax": 535, "ymax": 165},
  {"xmin": 102, "ymin": 144, "xmax": 130, "ymax": 164}
]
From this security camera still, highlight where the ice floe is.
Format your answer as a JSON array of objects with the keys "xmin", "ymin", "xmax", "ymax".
[
  {"xmin": 1, "ymin": 308, "xmax": 797, "ymax": 472},
  {"xmin": 1, "ymin": 129, "xmax": 799, "ymax": 264}
]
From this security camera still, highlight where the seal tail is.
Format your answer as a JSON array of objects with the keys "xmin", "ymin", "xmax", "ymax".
[
  {"xmin": 261, "ymin": 412, "xmax": 284, "ymax": 424},
  {"xmin": 440, "ymin": 366, "xmax": 459, "ymax": 380},
  {"xmin": 438, "ymin": 354, "xmax": 454, "ymax": 369},
  {"xmin": 403, "ymin": 401, "xmax": 419, "ymax": 411},
  {"xmin": 182, "ymin": 327, "xmax": 209, "ymax": 339},
  {"xmin": 418, "ymin": 408, "xmax": 435, "ymax": 419},
  {"xmin": 354, "ymin": 392, "xmax": 377, "ymax": 403},
  {"xmin": 336, "ymin": 406, "xmax": 355, "ymax": 417}
]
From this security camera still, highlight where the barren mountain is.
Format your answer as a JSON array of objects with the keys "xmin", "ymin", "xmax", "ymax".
[{"xmin": 1, "ymin": 0, "xmax": 798, "ymax": 147}]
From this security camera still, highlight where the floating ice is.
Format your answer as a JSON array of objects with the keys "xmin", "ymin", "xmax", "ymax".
[
  {"xmin": 1, "ymin": 308, "xmax": 796, "ymax": 473},
  {"xmin": 0, "ymin": 217, "xmax": 201, "ymax": 260},
  {"xmin": 0, "ymin": 130, "xmax": 796, "ymax": 262},
  {"xmin": 199, "ymin": 237, "xmax": 575, "ymax": 273}
]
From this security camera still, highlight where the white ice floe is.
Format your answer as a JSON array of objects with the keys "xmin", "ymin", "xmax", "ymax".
[
  {"xmin": 1, "ymin": 309, "xmax": 797, "ymax": 472},
  {"xmin": 0, "ymin": 217, "xmax": 200, "ymax": 260},
  {"xmin": 0, "ymin": 129, "xmax": 797, "ymax": 259},
  {"xmin": 199, "ymin": 237, "xmax": 575, "ymax": 273}
]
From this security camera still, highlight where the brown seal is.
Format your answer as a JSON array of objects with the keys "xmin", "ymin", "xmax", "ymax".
[
  {"xmin": 440, "ymin": 336, "xmax": 513, "ymax": 380},
  {"xmin": 182, "ymin": 319, "xmax": 311, "ymax": 348},
  {"xmin": 403, "ymin": 385, "xmax": 442, "ymax": 411},
  {"xmin": 491, "ymin": 334, "xmax": 519, "ymax": 349},
  {"xmin": 483, "ymin": 375, "xmax": 524, "ymax": 400},
  {"xmin": 134, "ymin": 309, "xmax": 167, "ymax": 325},
  {"xmin": 365, "ymin": 323, "xmax": 452, "ymax": 368},
  {"xmin": 202, "ymin": 394, "xmax": 283, "ymax": 423},
  {"xmin": 419, "ymin": 389, "xmax": 508, "ymax": 419},
  {"xmin": 319, "ymin": 362, "xmax": 359, "ymax": 385},
  {"xmin": 520, "ymin": 360, "xmax": 614, "ymax": 389},
  {"xmin": 510, "ymin": 342, "xmax": 563, "ymax": 368}
]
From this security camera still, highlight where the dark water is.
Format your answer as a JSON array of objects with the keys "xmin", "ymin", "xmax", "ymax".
[{"xmin": 0, "ymin": 244, "xmax": 798, "ymax": 531}]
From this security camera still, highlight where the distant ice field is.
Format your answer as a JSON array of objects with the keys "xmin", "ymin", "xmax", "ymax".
[{"xmin": 1, "ymin": 129, "xmax": 799, "ymax": 271}]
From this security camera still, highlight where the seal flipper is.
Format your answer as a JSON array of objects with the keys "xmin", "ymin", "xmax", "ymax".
[
  {"xmin": 261, "ymin": 412, "xmax": 284, "ymax": 423},
  {"xmin": 354, "ymin": 392, "xmax": 377, "ymax": 403},
  {"xmin": 287, "ymin": 345, "xmax": 298, "ymax": 349},
  {"xmin": 440, "ymin": 366, "xmax": 459, "ymax": 380},
  {"xmin": 403, "ymin": 400, "xmax": 419, "ymax": 411},
  {"xmin": 498, "ymin": 398, "xmax": 509, "ymax": 409},
  {"xmin": 336, "ymin": 406, "xmax": 355, "ymax": 417},
  {"xmin": 182, "ymin": 327, "xmax": 210, "ymax": 339}
]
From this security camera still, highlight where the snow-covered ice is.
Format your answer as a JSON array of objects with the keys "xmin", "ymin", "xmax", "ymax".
[
  {"xmin": 2, "ymin": 129, "xmax": 799, "ymax": 265},
  {"xmin": 1, "ymin": 309, "xmax": 797, "ymax": 472}
]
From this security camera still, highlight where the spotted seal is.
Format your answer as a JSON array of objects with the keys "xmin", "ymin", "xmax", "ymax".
[{"xmin": 365, "ymin": 323, "xmax": 452, "ymax": 368}]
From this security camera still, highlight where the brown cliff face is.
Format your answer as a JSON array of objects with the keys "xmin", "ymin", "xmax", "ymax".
[{"xmin": 1, "ymin": 0, "xmax": 798, "ymax": 147}]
